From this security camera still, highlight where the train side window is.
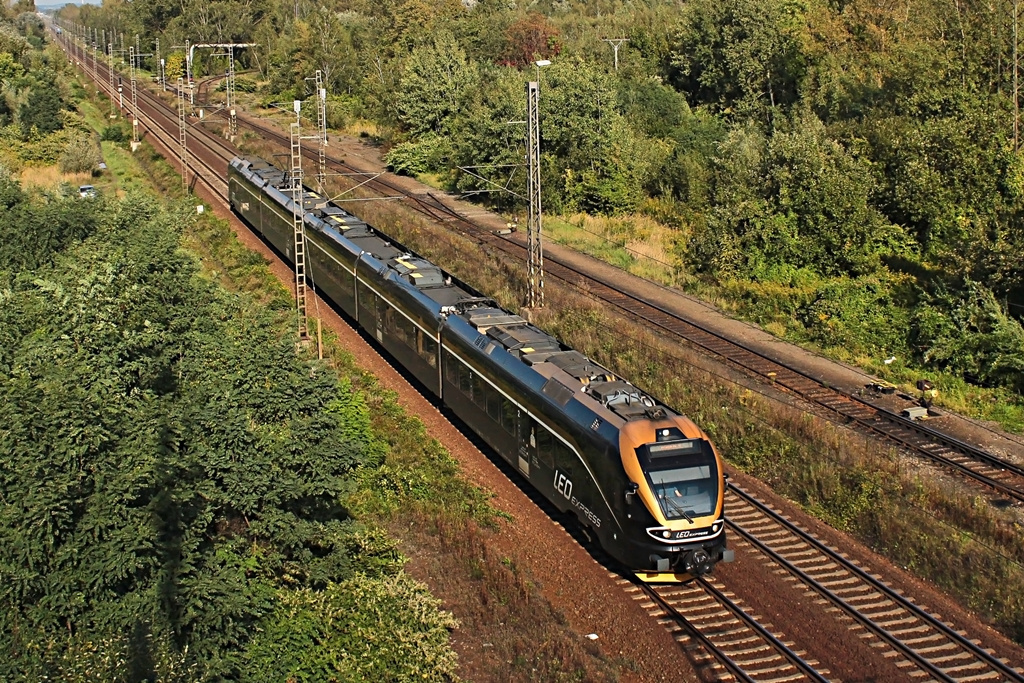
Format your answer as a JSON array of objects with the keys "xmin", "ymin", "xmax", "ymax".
[
  {"xmin": 404, "ymin": 318, "xmax": 416, "ymax": 348},
  {"xmin": 361, "ymin": 289, "xmax": 377, "ymax": 318},
  {"xmin": 458, "ymin": 362, "xmax": 472, "ymax": 395},
  {"xmin": 500, "ymin": 398, "xmax": 516, "ymax": 435},
  {"xmin": 486, "ymin": 386, "xmax": 502, "ymax": 422},
  {"xmin": 419, "ymin": 332, "xmax": 438, "ymax": 368},
  {"xmin": 535, "ymin": 426, "xmax": 555, "ymax": 468},
  {"xmin": 443, "ymin": 351, "xmax": 457, "ymax": 384},
  {"xmin": 471, "ymin": 373, "xmax": 486, "ymax": 408},
  {"xmin": 555, "ymin": 441, "xmax": 575, "ymax": 475}
]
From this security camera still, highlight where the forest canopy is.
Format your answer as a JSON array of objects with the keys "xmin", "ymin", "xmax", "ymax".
[{"xmin": 55, "ymin": 0, "xmax": 1024, "ymax": 390}]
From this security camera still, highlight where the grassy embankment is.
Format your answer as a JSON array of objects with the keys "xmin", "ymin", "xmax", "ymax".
[{"xmin": 73, "ymin": 78, "xmax": 626, "ymax": 680}]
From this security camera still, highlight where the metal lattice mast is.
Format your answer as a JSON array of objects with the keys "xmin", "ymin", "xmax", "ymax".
[
  {"xmin": 185, "ymin": 39, "xmax": 193, "ymax": 105},
  {"xmin": 178, "ymin": 77, "xmax": 188, "ymax": 192},
  {"xmin": 156, "ymin": 39, "xmax": 164, "ymax": 91},
  {"xmin": 526, "ymin": 81, "xmax": 544, "ymax": 308},
  {"xmin": 108, "ymin": 42, "xmax": 115, "ymax": 118},
  {"xmin": 228, "ymin": 45, "xmax": 237, "ymax": 136},
  {"xmin": 129, "ymin": 46, "xmax": 139, "ymax": 145},
  {"xmin": 290, "ymin": 118, "xmax": 309, "ymax": 339},
  {"xmin": 315, "ymin": 70, "xmax": 327, "ymax": 190}
]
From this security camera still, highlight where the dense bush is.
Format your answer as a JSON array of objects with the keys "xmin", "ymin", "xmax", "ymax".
[
  {"xmin": 57, "ymin": 132, "xmax": 98, "ymax": 173},
  {"xmin": 100, "ymin": 123, "xmax": 127, "ymax": 142},
  {"xmin": 0, "ymin": 187, "xmax": 459, "ymax": 680},
  {"xmin": 384, "ymin": 133, "xmax": 451, "ymax": 176}
]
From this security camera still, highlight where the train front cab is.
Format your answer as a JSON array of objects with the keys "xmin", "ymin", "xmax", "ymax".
[{"xmin": 619, "ymin": 418, "xmax": 733, "ymax": 582}]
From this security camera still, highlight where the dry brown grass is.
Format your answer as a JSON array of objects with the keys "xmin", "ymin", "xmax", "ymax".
[
  {"xmin": 19, "ymin": 165, "xmax": 90, "ymax": 190},
  {"xmin": 395, "ymin": 511, "xmax": 618, "ymax": 682}
]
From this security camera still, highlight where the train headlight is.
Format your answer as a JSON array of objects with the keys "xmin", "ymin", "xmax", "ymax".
[
  {"xmin": 662, "ymin": 530, "xmax": 672, "ymax": 539},
  {"xmin": 712, "ymin": 523, "xmax": 721, "ymax": 533}
]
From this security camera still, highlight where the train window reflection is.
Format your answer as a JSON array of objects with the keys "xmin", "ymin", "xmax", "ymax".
[
  {"xmin": 471, "ymin": 374, "xmax": 485, "ymax": 407},
  {"xmin": 500, "ymin": 399, "xmax": 516, "ymax": 435},
  {"xmin": 419, "ymin": 333, "xmax": 437, "ymax": 367},
  {"xmin": 536, "ymin": 426, "xmax": 554, "ymax": 467},
  {"xmin": 649, "ymin": 466, "xmax": 716, "ymax": 519},
  {"xmin": 486, "ymin": 387, "xmax": 502, "ymax": 421}
]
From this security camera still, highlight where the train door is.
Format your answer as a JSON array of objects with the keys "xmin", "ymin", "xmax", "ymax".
[
  {"xmin": 529, "ymin": 419, "xmax": 560, "ymax": 507},
  {"xmin": 517, "ymin": 411, "xmax": 534, "ymax": 478}
]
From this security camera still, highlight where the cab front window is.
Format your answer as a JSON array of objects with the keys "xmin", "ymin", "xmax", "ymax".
[{"xmin": 639, "ymin": 439, "xmax": 718, "ymax": 522}]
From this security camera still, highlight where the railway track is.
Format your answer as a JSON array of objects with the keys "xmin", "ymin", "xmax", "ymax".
[
  {"xmin": 217, "ymin": 110, "xmax": 1024, "ymax": 506},
  {"xmin": 629, "ymin": 577, "xmax": 830, "ymax": 682},
  {"xmin": 726, "ymin": 483, "xmax": 1023, "ymax": 682},
  {"xmin": 57, "ymin": 32, "xmax": 1024, "ymax": 681}
]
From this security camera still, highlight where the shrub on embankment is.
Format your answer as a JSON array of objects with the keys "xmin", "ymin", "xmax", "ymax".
[{"xmin": 0, "ymin": 186, "xmax": 460, "ymax": 680}]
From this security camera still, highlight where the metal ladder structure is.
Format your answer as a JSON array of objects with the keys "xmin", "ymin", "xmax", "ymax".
[
  {"xmin": 315, "ymin": 70, "xmax": 327, "ymax": 191},
  {"xmin": 526, "ymin": 80, "xmax": 544, "ymax": 308},
  {"xmin": 227, "ymin": 45, "xmax": 238, "ymax": 136},
  {"xmin": 108, "ymin": 42, "xmax": 115, "ymax": 118},
  {"xmin": 290, "ymin": 121, "xmax": 309, "ymax": 340},
  {"xmin": 129, "ymin": 46, "xmax": 139, "ymax": 146},
  {"xmin": 177, "ymin": 78, "xmax": 188, "ymax": 192}
]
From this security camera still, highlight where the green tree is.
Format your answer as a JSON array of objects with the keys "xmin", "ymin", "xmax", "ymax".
[
  {"xmin": 670, "ymin": 0, "xmax": 809, "ymax": 117},
  {"xmin": 500, "ymin": 12, "xmax": 562, "ymax": 68},
  {"xmin": 19, "ymin": 79, "xmax": 63, "ymax": 138},
  {"xmin": 397, "ymin": 30, "xmax": 479, "ymax": 135},
  {"xmin": 450, "ymin": 65, "xmax": 528, "ymax": 206}
]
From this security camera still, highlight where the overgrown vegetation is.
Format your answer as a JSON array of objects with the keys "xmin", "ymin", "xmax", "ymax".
[
  {"xmin": 59, "ymin": 0, "xmax": 1024, "ymax": 422},
  {"xmin": 0, "ymin": 174, "xmax": 472, "ymax": 679}
]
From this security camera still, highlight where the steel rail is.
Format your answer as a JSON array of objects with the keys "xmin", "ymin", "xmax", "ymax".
[
  {"xmin": 728, "ymin": 483, "xmax": 1024, "ymax": 682},
  {"xmin": 638, "ymin": 581, "xmax": 829, "ymax": 683}
]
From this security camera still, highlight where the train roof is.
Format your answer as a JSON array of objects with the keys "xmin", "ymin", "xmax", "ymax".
[{"xmin": 231, "ymin": 155, "xmax": 681, "ymax": 426}]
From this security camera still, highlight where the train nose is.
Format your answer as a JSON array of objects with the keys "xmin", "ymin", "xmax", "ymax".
[{"xmin": 682, "ymin": 549, "xmax": 713, "ymax": 576}]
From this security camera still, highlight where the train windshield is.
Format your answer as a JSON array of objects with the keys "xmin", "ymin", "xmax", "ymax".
[{"xmin": 641, "ymin": 439, "xmax": 718, "ymax": 521}]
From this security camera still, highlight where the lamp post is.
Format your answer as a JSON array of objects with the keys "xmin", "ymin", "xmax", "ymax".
[
  {"xmin": 534, "ymin": 59, "xmax": 551, "ymax": 82},
  {"xmin": 526, "ymin": 59, "xmax": 551, "ymax": 309}
]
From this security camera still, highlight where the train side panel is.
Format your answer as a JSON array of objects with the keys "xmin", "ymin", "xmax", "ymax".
[{"xmin": 306, "ymin": 228, "xmax": 359, "ymax": 319}]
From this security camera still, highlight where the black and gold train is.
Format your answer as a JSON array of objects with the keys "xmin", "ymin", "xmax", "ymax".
[{"xmin": 228, "ymin": 156, "xmax": 734, "ymax": 581}]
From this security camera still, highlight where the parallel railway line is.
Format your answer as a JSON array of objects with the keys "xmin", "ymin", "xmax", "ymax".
[
  {"xmin": 56, "ymin": 33, "xmax": 1024, "ymax": 681},
  {"xmin": 631, "ymin": 578, "xmax": 830, "ymax": 682},
  {"xmin": 225, "ymin": 110, "xmax": 1024, "ymax": 506},
  {"xmin": 725, "ymin": 483, "xmax": 1023, "ymax": 682}
]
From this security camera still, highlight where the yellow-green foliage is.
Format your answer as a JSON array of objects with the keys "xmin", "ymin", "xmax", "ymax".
[{"xmin": 244, "ymin": 574, "xmax": 460, "ymax": 682}]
